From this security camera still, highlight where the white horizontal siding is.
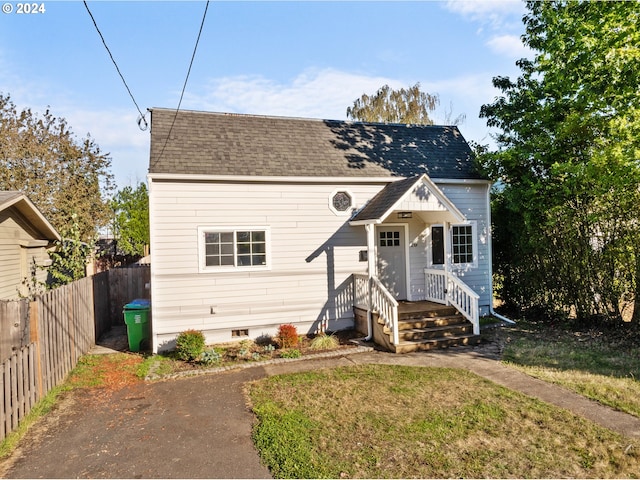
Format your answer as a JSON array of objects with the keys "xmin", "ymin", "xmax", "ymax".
[
  {"xmin": 440, "ymin": 184, "xmax": 492, "ymax": 309},
  {"xmin": 0, "ymin": 243, "xmax": 21, "ymax": 300},
  {"xmin": 149, "ymin": 178, "xmax": 492, "ymax": 351},
  {"xmin": 1, "ymin": 211, "xmax": 51, "ymax": 300}
]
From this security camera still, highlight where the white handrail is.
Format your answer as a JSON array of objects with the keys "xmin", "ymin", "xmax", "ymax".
[
  {"xmin": 353, "ymin": 273, "xmax": 369, "ymax": 309},
  {"xmin": 425, "ymin": 269, "xmax": 480, "ymax": 335},
  {"xmin": 352, "ymin": 273, "xmax": 399, "ymax": 345},
  {"xmin": 424, "ymin": 269, "xmax": 447, "ymax": 304},
  {"xmin": 370, "ymin": 276, "xmax": 400, "ymax": 345}
]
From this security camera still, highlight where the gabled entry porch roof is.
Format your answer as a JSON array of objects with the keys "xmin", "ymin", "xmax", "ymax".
[{"xmin": 349, "ymin": 174, "xmax": 466, "ymax": 226}]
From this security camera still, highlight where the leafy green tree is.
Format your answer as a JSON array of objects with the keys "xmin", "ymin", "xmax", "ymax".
[
  {"xmin": 0, "ymin": 94, "xmax": 113, "ymax": 241},
  {"xmin": 479, "ymin": 1, "xmax": 640, "ymax": 323},
  {"xmin": 48, "ymin": 214, "xmax": 94, "ymax": 288},
  {"xmin": 110, "ymin": 182, "xmax": 149, "ymax": 257}
]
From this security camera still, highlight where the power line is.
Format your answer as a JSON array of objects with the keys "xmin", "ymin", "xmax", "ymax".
[
  {"xmin": 154, "ymin": 0, "xmax": 210, "ymax": 166},
  {"xmin": 83, "ymin": 1, "xmax": 148, "ymax": 130}
]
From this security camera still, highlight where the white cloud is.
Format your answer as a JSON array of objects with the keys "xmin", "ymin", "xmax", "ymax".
[
  {"xmin": 486, "ymin": 34, "xmax": 531, "ymax": 59},
  {"xmin": 445, "ymin": 0, "xmax": 525, "ymax": 16},
  {"xmin": 183, "ymin": 68, "xmax": 403, "ymax": 120},
  {"xmin": 444, "ymin": 0, "xmax": 526, "ymax": 28},
  {"xmin": 63, "ymin": 108, "xmax": 149, "ymax": 149}
]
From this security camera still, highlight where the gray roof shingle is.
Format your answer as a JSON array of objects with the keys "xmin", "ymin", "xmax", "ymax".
[
  {"xmin": 148, "ymin": 109, "xmax": 485, "ymax": 180},
  {"xmin": 351, "ymin": 177, "xmax": 420, "ymax": 222}
]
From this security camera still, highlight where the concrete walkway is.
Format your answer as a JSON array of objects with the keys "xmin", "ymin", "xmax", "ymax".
[{"xmin": 2, "ymin": 335, "xmax": 640, "ymax": 478}]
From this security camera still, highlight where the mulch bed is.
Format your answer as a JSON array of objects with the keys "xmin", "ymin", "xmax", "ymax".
[{"xmin": 158, "ymin": 329, "xmax": 367, "ymax": 375}]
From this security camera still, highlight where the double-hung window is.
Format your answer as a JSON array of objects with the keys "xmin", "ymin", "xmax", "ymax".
[{"xmin": 198, "ymin": 227, "xmax": 270, "ymax": 272}]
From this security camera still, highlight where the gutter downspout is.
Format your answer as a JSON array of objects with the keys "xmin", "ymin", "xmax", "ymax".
[
  {"xmin": 364, "ymin": 223, "xmax": 376, "ymax": 341},
  {"xmin": 486, "ymin": 182, "xmax": 516, "ymax": 325}
]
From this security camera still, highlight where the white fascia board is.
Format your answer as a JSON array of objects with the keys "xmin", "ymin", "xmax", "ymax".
[
  {"xmin": 431, "ymin": 178, "xmax": 492, "ymax": 185},
  {"xmin": 349, "ymin": 218, "xmax": 383, "ymax": 226},
  {"xmin": 147, "ymin": 173, "xmax": 397, "ymax": 184}
]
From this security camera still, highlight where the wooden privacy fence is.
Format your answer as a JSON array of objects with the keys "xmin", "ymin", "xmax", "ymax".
[{"xmin": 0, "ymin": 266, "xmax": 150, "ymax": 442}]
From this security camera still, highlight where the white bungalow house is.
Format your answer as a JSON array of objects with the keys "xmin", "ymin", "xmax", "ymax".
[{"xmin": 148, "ymin": 108, "xmax": 494, "ymax": 353}]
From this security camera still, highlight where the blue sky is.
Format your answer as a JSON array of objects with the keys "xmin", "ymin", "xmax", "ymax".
[{"xmin": 0, "ymin": 0, "xmax": 529, "ymax": 189}]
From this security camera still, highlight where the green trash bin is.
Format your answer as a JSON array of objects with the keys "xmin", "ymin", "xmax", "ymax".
[{"xmin": 123, "ymin": 299, "xmax": 150, "ymax": 352}]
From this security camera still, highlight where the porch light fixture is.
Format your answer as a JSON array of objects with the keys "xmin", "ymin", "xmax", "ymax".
[{"xmin": 397, "ymin": 211, "xmax": 412, "ymax": 219}]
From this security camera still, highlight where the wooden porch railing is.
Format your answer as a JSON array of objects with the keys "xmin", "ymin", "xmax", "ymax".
[
  {"xmin": 424, "ymin": 269, "xmax": 479, "ymax": 335},
  {"xmin": 353, "ymin": 273, "xmax": 399, "ymax": 345}
]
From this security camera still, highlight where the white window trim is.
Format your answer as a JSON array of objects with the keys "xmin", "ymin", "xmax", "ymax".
[
  {"xmin": 450, "ymin": 221, "xmax": 477, "ymax": 269},
  {"xmin": 197, "ymin": 226, "xmax": 271, "ymax": 273},
  {"xmin": 328, "ymin": 188, "xmax": 355, "ymax": 216},
  {"xmin": 427, "ymin": 222, "xmax": 477, "ymax": 269}
]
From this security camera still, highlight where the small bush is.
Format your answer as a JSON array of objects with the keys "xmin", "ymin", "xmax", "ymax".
[
  {"xmin": 237, "ymin": 339, "xmax": 255, "ymax": 359},
  {"xmin": 280, "ymin": 349, "xmax": 302, "ymax": 359},
  {"xmin": 175, "ymin": 329, "xmax": 206, "ymax": 362},
  {"xmin": 200, "ymin": 348, "xmax": 221, "ymax": 366},
  {"xmin": 255, "ymin": 334, "xmax": 274, "ymax": 347},
  {"xmin": 277, "ymin": 324, "xmax": 299, "ymax": 348},
  {"xmin": 310, "ymin": 333, "xmax": 339, "ymax": 351}
]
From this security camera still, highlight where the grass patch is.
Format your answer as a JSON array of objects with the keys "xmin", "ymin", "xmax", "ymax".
[
  {"xmin": 66, "ymin": 353, "xmax": 144, "ymax": 390},
  {"xmin": 501, "ymin": 318, "xmax": 640, "ymax": 416},
  {"xmin": 248, "ymin": 364, "xmax": 640, "ymax": 478}
]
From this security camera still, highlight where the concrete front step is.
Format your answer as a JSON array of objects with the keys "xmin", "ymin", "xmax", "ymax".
[{"xmin": 393, "ymin": 333, "xmax": 481, "ymax": 354}]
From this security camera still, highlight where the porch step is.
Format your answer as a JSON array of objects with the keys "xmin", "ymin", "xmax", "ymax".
[
  {"xmin": 367, "ymin": 300, "xmax": 480, "ymax": 354},
  {"xmin": 398, "ymin": 322, "xmax": 473, "ymax": 342},
  {"xmin": 398, "ymin": 303, "xmax": 458, "ymax": 321},
  {"xmin": 394, "ymin": 333, "xmax": 481, "ymax": 354},
  {"xmin": 396, "ymin": 314, "xmax": 468, "ymax": 331},
  {"xmin": 393, "ymin": 301, "xmax": 479, "ymax": 353}
]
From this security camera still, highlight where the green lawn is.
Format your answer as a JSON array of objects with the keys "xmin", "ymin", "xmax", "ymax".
[
  {"xmin": 501, "ymin": 318, "xmax": 640, "ymax": 417},
  {"xmin": 248, "ymin": 364, "xmax": 640, "ymax": 478}
]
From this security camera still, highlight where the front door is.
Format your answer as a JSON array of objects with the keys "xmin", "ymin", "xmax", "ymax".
[{"xmin": 376, "ymin": 226, "xmax": 407, "ymax": 300}]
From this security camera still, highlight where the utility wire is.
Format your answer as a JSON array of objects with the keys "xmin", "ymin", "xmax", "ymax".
[
  {"xmin": 153, "ymin": 0, "xmax": 210, "ymax": 166},
  {"xmin": 83, "ymin": 1, "xmax": 148, "ymax": 130}
]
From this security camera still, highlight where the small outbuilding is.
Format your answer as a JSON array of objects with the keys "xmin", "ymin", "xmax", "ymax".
[{"xmin": 0, "ymin": 191, "xmax": 60, "ymax": 300}]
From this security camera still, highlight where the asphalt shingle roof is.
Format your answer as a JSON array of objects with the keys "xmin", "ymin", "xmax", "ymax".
[
  {"xmin": 351, "ymin": 176, "xmax": 420, "ymax": 222},
  {"xmin": 148, "ymin": 108, "xmax": 485, "ymax": 180}
]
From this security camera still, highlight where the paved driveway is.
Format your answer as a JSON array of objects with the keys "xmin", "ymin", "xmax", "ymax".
[{"xmin": 1, "ymin": 367, "xmax": 272, "ymax": 479}]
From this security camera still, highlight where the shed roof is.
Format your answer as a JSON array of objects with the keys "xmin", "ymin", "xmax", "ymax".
[
  {"xmin": 148, "ymin": 108, "xmax": 485, "ymax": 180},
  {"xmin": 0, "ymin": 191, "xmax": 61, "ymax": 242}
]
